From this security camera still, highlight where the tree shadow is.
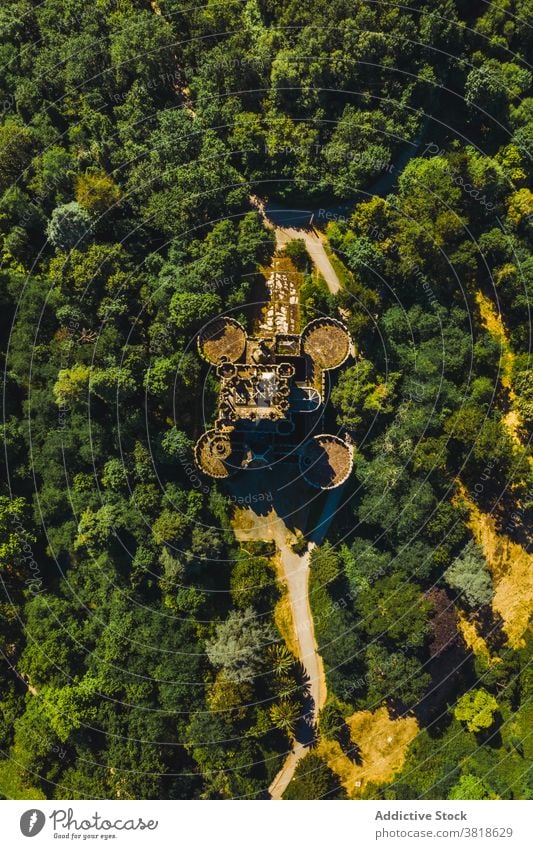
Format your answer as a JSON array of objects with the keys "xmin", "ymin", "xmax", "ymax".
[
  {"xmin": 293, "ymin": 661, "xmax": 317, "ymax": 747},
  {"xmin": 412, "ymin": 642, "xmax": 476, "ymax": 729},
  {"xmin": 337, "ymin": 724, "xmax": 362, "ymax": 764}
]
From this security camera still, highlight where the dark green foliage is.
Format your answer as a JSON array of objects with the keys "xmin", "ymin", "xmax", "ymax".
[
  {"xmin": 0, "ymin": 0, "xmax": 530, "ymax": 804},
  {"xmin": 356, "ymin": 574, "xmax": 430, "ymax": 648},
  {"xmin": 282, "ymin": 752, "xmax": 346, "ymax": 800},
  {"xmin": 231, "ymin": 554, "xmax": 278, "ymax": 610},
  {"xmin": 364, "ymin": 645, "xmax": 431, "ymax": 710},
  {"xmin": 284, "ymin": 239, "xmax": 308, "ymax": 271}
]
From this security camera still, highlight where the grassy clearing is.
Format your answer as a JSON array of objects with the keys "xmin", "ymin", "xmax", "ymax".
[
  {"xmin": 318, "ymin": 706, "xmax": 418, "ymax": 798},
  {"xmin": 0, "ymin": 760, "xmax": 45, "ymax": 800},
  {"xmin": 475, "ymin": 291, "xmax": 525, "ymax": 445},
  {"xmin": 457, "ymin": 611, "xmax": 501, "ymax": 666},
  {"xmin": 274, "ymin": 585, "xmax": 299, "ymax": 658},
  {"xmin": 458, "ymin": 484, "xmax": 533, "ymax": 649}
]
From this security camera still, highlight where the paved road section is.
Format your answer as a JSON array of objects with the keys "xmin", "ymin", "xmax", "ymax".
[{"xmin": 275, "ymin": 226, "xmax": 341, "ymax": 294}]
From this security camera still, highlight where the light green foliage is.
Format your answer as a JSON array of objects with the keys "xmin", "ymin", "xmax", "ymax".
[
  {"xmin": 449, "ymin": 774, "xmax": 494, "ymax": 800},
  {"xmin": 344, "ymin": 539, "xmax": 390, "ymax": 594},
  {"xmin": 269, "ymin": 699, "xmax": 300, "ymax": 736},
  {"xmin": 454, "ymin": 688, "xmax": 499, "ymax": 733},
  {"xmin": 159, "ymin": 546, "xmax": 186, "ymax": 597},
  {"xmin": 332, "ymin": 358, "xmax": 398, "ymax": 432},
  {"xmin": 47, "ymin": 202, "xmax": 92, "ymax": 251},
  {"xmin": 445, "ymin": 541, "xmax": 493, "ymax": 607},
  {"xmin": 0, "ymin": 496, "xmax": 34, "ymax": 568},
  {"xmin": 268, "ymin": 643, "xmax": 295, "ymax": 677},
  {"xmin": 465, "ymin": 63, "xmax": 509, "ymax": 114},
  {"xmin": 206, "ymin": 607, "xmax": 275, "ymax": 683},
  {"xmin": 151, "ymin": 509, "xmax": 190, "ymax": 545},
  {"xmin": 75, "ymin": 503, "xmax": 126, "ymax": 552},
  {"xmin": 53, "ymin": 365, "xmax": 92, "ymax": 406},
  {"xmin": 41, "ymin": 678, "xmax": 99, "ymax": 742},
  {"xmin": 75, "ymin": 170, "xmax": 121, "ymax": 216}
]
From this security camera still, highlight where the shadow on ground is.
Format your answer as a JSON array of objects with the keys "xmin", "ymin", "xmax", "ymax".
[{"xmin": 224, "ymin": 464, "xmax": 319, "ymax": 536}]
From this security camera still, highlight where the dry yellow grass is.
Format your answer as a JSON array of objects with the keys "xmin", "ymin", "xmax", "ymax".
[
  {"xmin": 502, "ymin": 409, "xmax": 522, "ymax": 443},
  {"xmin": 232, "ymin": 510, "xmax": 302, "ymax": 660},
  {"xmin": 457, "ymin": 610, "xmax": 501, "ymax": 666},
  {"xmin": 274, "ymin": 589, "xmax": 299, "ymax": 658},
  {"xmin": 475, "ymin": 290, "xmax": 514, "ymax": 391},
  {"xmin": 457, "ymin": 484, "xmax": 533, "ymax": 649},
  {"xmin": 231, "ymin": 506, "xmax": 259, "ymax": 537},
  {"xmin": 475, "ymin": 291, "xmax": 530, "ymax": 452},
  {"xmin": 271, "ymin": 548, "xmax": 300, "ymax": 658},
  {"xmin": 319, "ymin": 707, "xmax": 418, "ymax": 798}
]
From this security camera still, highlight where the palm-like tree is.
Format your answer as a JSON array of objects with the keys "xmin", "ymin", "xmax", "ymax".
[
  {"xmin": 268, "ymin": 643, "xmax": 295, "ymax": 675},
  {"xmin": 275, "ymin": 671, "xmax": 296, "ymax": 701},
  {"xmin": 270, "ymin": 699, "xmax": 300, "ymax": 737}
]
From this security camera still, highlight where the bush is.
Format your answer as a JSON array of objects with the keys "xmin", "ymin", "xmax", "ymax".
[
  {"xmin": 47, "ymin": 202, "xmax": 92, "ymax": 251},
  {"xmin": 282, "ymin": 752, "xmax": 345, "ymax": 799},
  {"xmin": 206, "ymin": 607, "xmax": 275, "ymax": 683},
  {"xmin": 284, "ymin": 238, "xmax": 308, "ymax": 270},
  {"xmin": 444, "ymin": 541, "xmax": 493, "ymax": 607},
  {"xmin": 75, "ymin": 170, "xmax": 121, "ymax": 216},
  {"xmin": 454, "ymin": 688, "xmax": 499, "ymax": 733}
]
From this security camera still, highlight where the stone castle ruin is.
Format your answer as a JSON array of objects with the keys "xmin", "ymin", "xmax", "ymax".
[{"xmin": 194, "ymin": 306, "xmax": 354, "ymax": 489}]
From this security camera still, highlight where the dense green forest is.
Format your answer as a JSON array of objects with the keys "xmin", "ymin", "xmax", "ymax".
[{"xmin": 0, "ymin": 0, "xmax": 531, "ymax": 800}]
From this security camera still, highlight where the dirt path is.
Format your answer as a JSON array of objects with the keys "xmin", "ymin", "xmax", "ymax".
[
  {"xmin": 268, "ymin": 539, "xmax": 327, "ymax": 799},
  {"xmin": 250, "ymin": 196, "xmax": 342, "ymax": 295},
  {"xmin": 232, "ymin": 508, "xmax": 327, "ymax": 799},
  {"xmin": 224, "ymin": 201, "xmax": 346, "ymax": 796}
]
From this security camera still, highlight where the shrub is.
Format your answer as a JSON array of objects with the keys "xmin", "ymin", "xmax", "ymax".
[{"xmin": 47, "ymin": 202, "xmax": 92, "ymax": 251}]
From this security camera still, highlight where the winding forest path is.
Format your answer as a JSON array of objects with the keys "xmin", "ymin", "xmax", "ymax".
[
  {"xmin": 268, "ymin": 537, "xmax": 327, "ymax": 799},
  {"xmin": 238, "ymin": 199, "xmax": 347, "ymax": 796},
  {"xmin": 227, "ymin": 194, "xmax": 350, "ymax": 796},
  {"xmin": 232, "ymin": 507, "xmax": 327, "ymax": 799}
]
